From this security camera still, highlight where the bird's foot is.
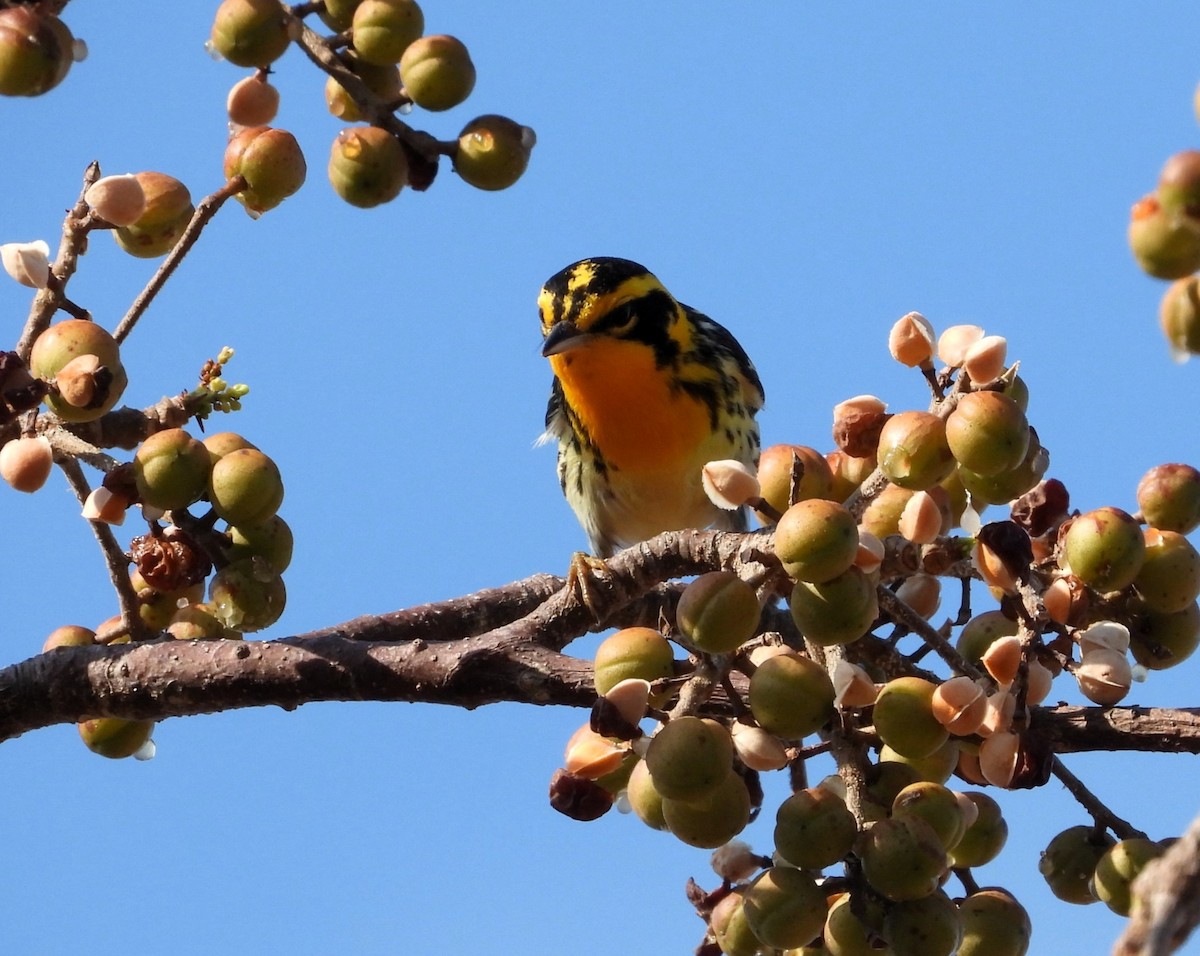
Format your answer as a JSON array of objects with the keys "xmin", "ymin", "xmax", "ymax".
[{"xmin": 567, "ymin": 551, "xmax": 612, "ymax": 622}]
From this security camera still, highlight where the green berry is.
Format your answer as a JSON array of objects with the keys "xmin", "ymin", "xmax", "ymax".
[
  {"xmin": 872, "ymin": 677, "xmax": 948, "ymax": 759},
  {"xmin": 774, "ymin": 498, "xmax": 860, "ymax": 583},
  {"xmin": 398, "ymin": 34, "xmax": 475, "ymax": 111},
  {"xmin": 1137, "ymin": 463, "xmax": 1200, "ymax": 534},
  {"xmin": 133, "ymin": 428, "xmax": 212, "ymax": 511},
  {"xmin": 644, "ymin": 716, "xmax": 732, "ymax": 802},
  {"xmin": 454, "ymin": 115, "xmax": 535, "ymax": 191},
  {"xmin": 876, "ymin": 411, "xmax": 955, "ymax": 491},
  {"xmin": 113, "ymin": 172, "xmax": 194, "ymax": 258},
  {"xmin": 29, "ymin": 319, "xmax": 127, "ymax": 423},
  {"xmin": 1061, "ymin": 506, "xmax": 1145, "ymax": 593},
  {"xmin": 592, "ymin": 626, "xmax": 674, "ymax": 696},
  {"xmin": 1092, "ymin": 838, "xmax": 1165, "ymax": 916},
  {"xmin": 328, "ymin": 126, "xmax": 408, "ymax": 207},
  {"xmin": 742, "ymin": 866, "xmax": 826, "ymax": 950},
  {"xmin": 226, "ymin": 515, "xmax": 294, "ymax": 574},
  {"xmin": 748, "ymin": 653, "xmax": 835, "ymax": 740},
  {"xmin": 660, "ymin": 772, "xmax": 751, "ymax": 849},
  {"xmin": 788, "ymin": 566, "xmax": 878, "ymax": 647},
  {"xmin": 224, "ymin": 126, "xmax": 307, "ymax": 214},
  {"xmin": 209, "ymin": 447, "xmax": 284, "ymax": 525},
  {"xmin": 1128, "ymin": 194, "xmax": 1200, "ymax": 279},
  {"xmin": 675, "ymin": 571, "xmax": 760, "ymax": 654},
  {"xmin": 210, "ymin": 0, "xmax": 291, "ymax": 68},
  {"xmin": 78, "ymin": 717, "xmax": 154, "ymax": 759},
  {"xmin": 208, "ymin": 557, "xmax": 286, "ymax": 632},
  {"xmin": 1038, "ymin": 825, "xmax": 1115, "ymax": 904},
  {"xmin": 352, "ymin": 0, "xmax": 423, "ymax": 66},
  {"xmin": 774, "ymin": 787, "xmax": 858, "ymax": 870},
  {"xmin": 1160, "ymin": 276, "xmax": 1200, "ymax": 356},
  {"xmin": 957, "ymin": 889, "xmax": 1032, "ymax": 956},
  {"xmin": 0, "ymin": 7, "xmax": 74, "ymax": 97},
  {"xmin": 945, "ymin": 391, "xmax": 1030, "ymax": 476}
]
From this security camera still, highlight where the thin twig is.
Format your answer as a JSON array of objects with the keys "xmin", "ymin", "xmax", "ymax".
[
  {"xmin": 114, "ymin": 177, "xmax": 247, "ymax": 343},
  {"xmin": 289, "ymin": 18, "xmax": 452, "ymax": 161},
  {"xmin": 1051, "ymin": 755, "xmax": 1146, "ymax": 840},
  {"xmin": 17, "ymin": 162, "xmax": 101, "ymax": 360},
  {"xmin": 876, "ymin": 585, "xmax": 984, "ymax": 680},
  {"xmin": 55, "ymin": 456, "xmax": 143, "ymax": 640}
]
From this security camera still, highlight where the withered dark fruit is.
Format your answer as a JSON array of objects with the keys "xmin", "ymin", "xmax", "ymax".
[
  {"xmin": 130, "ymin": 526, "xmax": 211, "ymax": 592},
  {"xmin": 548, "ymin": 768, "xmax": 613, "ymax": 821}
]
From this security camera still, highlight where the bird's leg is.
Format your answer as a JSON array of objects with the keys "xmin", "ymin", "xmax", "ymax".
[{"xmin": 567, "ymin": 551, "xmax": 613, "ymax": 622}]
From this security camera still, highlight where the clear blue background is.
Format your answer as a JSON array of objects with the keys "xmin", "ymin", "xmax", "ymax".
[{"xmin": 2, "ymin": 3, "xmax": 1199, "ymax": 954}]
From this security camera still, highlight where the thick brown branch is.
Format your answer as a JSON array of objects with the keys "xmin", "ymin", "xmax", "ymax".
[
  {"xmin": 0, "ymin": 631, "xmax": 595, "ymax": 743},
  {"xmin": 1030, "ymin": 705, "xmax": 1200, "ymax": 754}
]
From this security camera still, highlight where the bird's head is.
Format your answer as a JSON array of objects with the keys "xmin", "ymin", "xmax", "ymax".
[{"xmin": 538, "ymin": 257, "xmax": 685, "ymax": 362}]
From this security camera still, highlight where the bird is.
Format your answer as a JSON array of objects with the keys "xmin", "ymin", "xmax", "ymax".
[{"xmin": 539, "ymin": 257, "xmax": 764, "ymax": 557}]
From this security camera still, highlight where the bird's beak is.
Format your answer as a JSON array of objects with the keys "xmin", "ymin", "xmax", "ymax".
[{"xmin": 542, "ymin": 320, "xmax": 594, "ymax": 357}]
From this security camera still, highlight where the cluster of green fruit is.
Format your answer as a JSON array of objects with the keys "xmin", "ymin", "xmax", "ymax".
[
  {"xmin": 1127, "ymin": 83, "xmax": 1200, "ymax": 356},
  {"xmin": 41, "ymin": 423, "xmax": 291, "ymax": 761},
  {"xmin": 210, "ymin": 0, "xmax": 535, "ymax": 206},
  {"xmin": 8, "ymin": 311, "xmax": 289, "ymax": 762},
  {"xmin": 549, "ymin": 313, "xmax": 1200, "ymax": 954}
]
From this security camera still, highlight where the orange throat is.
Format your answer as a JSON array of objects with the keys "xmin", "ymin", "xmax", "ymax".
[{"xmin": 551, "ymin": 337, "xmax": 710, "ymax": 474}]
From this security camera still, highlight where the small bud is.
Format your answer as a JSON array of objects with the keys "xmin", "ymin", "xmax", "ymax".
[
  {"xmin": 978, "ymin": 730, "xmax": 1020, "ymax": 788},
  {"xmin": 0, "ymin": 240, "xmax": 50, "ymax": 288},
  {"xmin": 981, "ymin": 633, "xmax": 1022, "ymax": 685},
  {"xmin": 931, "ymin": 675, "xmax": 987, "ymax": 735},
  {"xmin": 81, "ymin": 485, "xmax": 129, "ymax": 525},
  {"xmin": 832, "ymin": 659, "xmax": 878, "ymax": 708},
  {"xmin": 888, "ymin": 311, "xmax": 935, "ymax": 367},
  {"xmin": 1075, "ymin": 648, "xmax": 1132, "ymax": 706},
  {"xmin": 898, "ymin": 490, "xmax": 943, "ymax": 544},
  {"xmin": 85, "ymin": 174, "xmax": 147, "ymax": 227},
  {"xmin": 832, "ymin": 394, "xmax": 889, "ymax": 458},
  {"xmin": 937, "ymin": 324, "xmax": 985, "ymax": 367},
  {"xmin": 702, "ymin": 459, "xmax": 760, "ymax": 510},
  {"xmin": 978, "ymin": 687, "xmax": 1016, "ymax": 737},
  {"xmin": 54, "ymin": 353, "xmax": 103, "ymax": 407},
  {"xmin": 730, "ymin": 720, "xmax": 789, "ymax": 771},
  {"xmin": 603, "ymin": 677, "xmax": 651, "ymax": 727},
  {"xmin": 896, "ymin": 572, "xmax": 941, "ymax": 619},
  {"xmin": 853, "ymin": 530, "xmax": 885, "ymax": 575},
  {"xmin": 1026, "ymin": 659, "xmax": 1053, "ymax": 706},
  {"xmin": 0, "ymin": 434, "xmax": 52, "ymax": 492},
  {"xmin": 1076, "ymin": 620, "xmax": 1131, "ymax": 655},
  {"xmin": 711, "ymin": 840, "xmax": 762, "ymax": 883},
  {"xmin": 226, "ymin": 73, "xmax": 280, "ymax": 127},
  {"xmin": 962, "ymin": 335, "xmax": 1008, "ymax": 385},
  {"xmin": 563, "ymin": 724, "xmax": 627, "ymax": 780}
]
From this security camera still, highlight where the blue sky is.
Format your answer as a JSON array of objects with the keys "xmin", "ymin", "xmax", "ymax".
[{"xmin": 3, "ymin": 3, "xmax": 1200, "ymax": 954}]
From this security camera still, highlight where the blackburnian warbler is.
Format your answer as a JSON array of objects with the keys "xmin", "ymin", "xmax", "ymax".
[{"xmin": 539, "ymin": 257, "xmax": 764, "ymax": 556}]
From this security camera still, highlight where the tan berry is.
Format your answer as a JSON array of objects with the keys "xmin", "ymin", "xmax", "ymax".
[{"xmin": 0, "ymin": 435, "xmax": 52, "ymax": 493}]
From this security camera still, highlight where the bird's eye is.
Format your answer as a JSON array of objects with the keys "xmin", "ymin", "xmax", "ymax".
[{"xmin": 604, "ymin": 301, "xmax": 638, "ymax": 336}]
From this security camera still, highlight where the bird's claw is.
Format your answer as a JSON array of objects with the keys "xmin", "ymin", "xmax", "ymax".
[{"xmin": 567, "ymin": 551, "xmax": 611, "ymax": 622}]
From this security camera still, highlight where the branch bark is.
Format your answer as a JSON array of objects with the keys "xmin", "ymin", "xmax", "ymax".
[{"xmin": 4, "ymin": 527, "xmax": 1200, "ymax": 758}]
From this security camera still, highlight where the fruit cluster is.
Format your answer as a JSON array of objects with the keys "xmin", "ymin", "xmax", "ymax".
[
  {"xmin": 549, "ymin": 313, "xmax": 1199, "ymax": 954},
  {"xmin": 209, "ymin": 0, "xmax": 536, "ymax": 207},
  {"xmin": 42, "ymin": 421, "xmax": 291, "ymax": 760},
  {"xmin": 1127, "ymin": 84, "xmax": 1200, "ymax": 356}
]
